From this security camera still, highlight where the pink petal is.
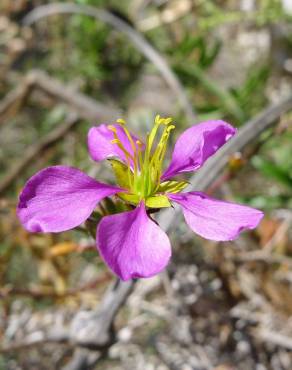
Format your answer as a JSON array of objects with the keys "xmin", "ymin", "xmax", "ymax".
[
  {"xmin": 17, "ymin": 166, "xmax": 122, "ymax": 233},
  {"xmin": 88, "ymin": 124, "xmax": 143, "ymax": 165},
  {"xmin": 169, "ymin": 192, "xmax": 263, "ymax": 241},
  {"xmin": 162, "ymin": 120, "xmax": 236, "ymax": 180},
  {"xmin": 97, "ymin": 202, "xmax": 171, "ymax": 281}
]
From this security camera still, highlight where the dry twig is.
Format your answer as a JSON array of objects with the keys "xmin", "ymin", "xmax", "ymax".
[
  {"xmin": 22, "ymin": 2, "xmax": 195, "ymax": 121},
  {"xmin": 30, "ymin": 70, "xmax": 120, "ymax": 121},
  {"xmin": 255, "ymin": 329, "xmax": 292, "ymax": 351},
  {"xmin": 0, "ymin": 74, "xmax": 35, "ymax": 125},
  {"xmin": 0, "ymin": 70, "xmax": 120, "ymax": 194},
  {"xmin": 0, "ymin": 272, "xmax": 111, "ymax": 300},
  {"xmin": 0, "ymin": 70, "xmax": 119, "ymax": 125},
  {"xmin": 234, "ymin": 251, "xmax": 292, "ymax": 268},
  {"xmin": 191, "ymin": 95, "xmax": 292, "ymax": 191},
  {"xmin": 0, "ymin": 111, "xmax": 79, "ymax": 194}
]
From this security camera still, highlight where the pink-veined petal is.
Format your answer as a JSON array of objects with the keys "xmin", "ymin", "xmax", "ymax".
[
  {"xmin": 88, "ymin": 124, "xmax": 143, "ymax": 165},
  {"xmin": 17, "ymin": 166, "xmax": 122, "ymax": 233},
  {"xmin": 162, "ymin": 120, "xmax": 236, "ymax": 180},
  {"xmin": 169, "ymin": 192, "xmax": 263, "ymax": 241},
  {"xmin": 97, "ymin": 202, "xmax": 171, "ymax": 281}
]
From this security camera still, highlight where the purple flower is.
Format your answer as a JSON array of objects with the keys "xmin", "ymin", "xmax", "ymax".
[{"xmin": 17, "ymin": 117, "xmax": 263, "ymax": 281}]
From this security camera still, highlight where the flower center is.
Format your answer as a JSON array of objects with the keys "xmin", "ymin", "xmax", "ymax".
[{"xmin": 108, "ymin": 115, "xmax": 175, "ymax": 200}]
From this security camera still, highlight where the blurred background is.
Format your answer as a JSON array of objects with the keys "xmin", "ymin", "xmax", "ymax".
[{"xmin": 0, "ymin": 0, "xmax": 292, "ymax": 369}]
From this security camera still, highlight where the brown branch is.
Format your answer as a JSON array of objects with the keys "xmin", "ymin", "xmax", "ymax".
[
  {"xmin": 234, "ymin": 251, "xmax": 292, "ymax": 268},
  {"xmin": 0, "ymin": 329, "xmax": 69, "ymax": 353},
  {"xmin": 0, "ymin": 111, "xmax": 79, "ymax": 194},
  {"xmin": 62, "ymin": 279, "xmax": 135, "ymax": 370},
  {"xmin": 0, "ymin": 70, "xmax": 119, "ymax": 124},
  {"xmin": 30, "ymin": 70, "xmax": 120, "ymax": 121},
  {"xmin": 22, "ymin": 2, "xmax": 195, "ymax": 121},
  {"xmin": 205, "ymin": 124, "xmax": 274, "ymax": 196},
  {"xmin": 0, "ymin": 272, "xmax": 112, "ymax": 300},
  {"xmin": 69, "ymin": 279, "xmax": 135, "ymax": 349},
  {"xmin": 254, "ymin": 329, "xmax": 292, "ymax": 350},
  {"xmin": 190, "ymin": 94, "xmax": 292, "ymax": 191},
  {"xmin": 0, "ymin": 74, "xmax": 35, "ymax": 125},
  {"xmin": 0, "ymin": 70, "xmax": 120, "ymax": 194}
]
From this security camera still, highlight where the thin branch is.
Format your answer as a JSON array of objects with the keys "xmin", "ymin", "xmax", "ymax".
[
  {"xmin": 22, "ymin": 2, "xmax": 195, "ymax": 121},
  {"xmin": 62, "ymin": 348, "xmax": 102, "ymax": 370},
  {"xmin": 30, "ymin": 70, "xmax": 120, "ymax": 121},
  {"xmin": 0, "ymin": 70, "xmax": 120, "ymax": 194},
  {"xmin": 69, "ymin": 279, "xmax": 135, "ymax": 349},
  {"xmin": 234, "ymin": 251, "xmax": 292, "ymax": 268},
  {"xmin": 0, "ymin": 111, "xmax": 79, "ymax": 194},
  {"xmin": 255, "ymin": 329, "xmax": 292, "ymax": 350},
  {"xmin": 0, "ymin": 329, "xmax": 69, "ymax": 353},
  {"xmin": 61, "ymin": 279, "xmax": 135, "ymax": 370},
  {"xmin": 0, "ymin": 71, "xmax": 119, "ymax": 126},
  {"xmin": 191, "ymin": 95, "xmax": 292, "ymax": 191},
  {"xmin": 0, "ymin": 272, "xmax": 111, "ymax": 299},
  {"xmin": 0, "ymin": 73, "xmax": 35, "ymax": 125}
]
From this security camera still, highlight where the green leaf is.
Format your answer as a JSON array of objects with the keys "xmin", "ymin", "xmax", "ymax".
[
  {"xmin": 174, "ymin": 63, "xmax": 245, "ymax": 122},
  {"xmin": 157, "ymin": 181, "xmax": 189, "ymax": 194},
  {"xmin": 146, "ymin": 195, "xmax": 171, "ymax": 208},
  {"xmin": 118, "ymin": 193, "xmax": 140, "ymax": 205},
  {"xmin": 109, "ymin": 159, "xmax": 132, "ymax": 189},
  {"xmin": 252, "ymin": 156, "xmax": 292, "ymax": 188}
]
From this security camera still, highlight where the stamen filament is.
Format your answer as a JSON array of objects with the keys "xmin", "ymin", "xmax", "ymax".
[
  {"xmin": 115, "ymin": 119, "xmax": 141, "ymax": 185},
  {"xmin": 110, "ymin": 139, "xmax": 134, "ymax": 161},
  {"xmin": 108, "ymin": 115, "xmax": 175, "ymax": 200},
  {"xmin": 136, "ymin": 140, "xmax": 145, "ymax": 195},
  {"xmin": 121, "ymin": 126, "xmax": 138, "ymax": 178},
  {"xmin": 110, "ymin": 139, "xmax": 134, "ymax": 188},
  {"xmin": 149, "ymin": 124, "xmax": 175, "ymax": 188}
]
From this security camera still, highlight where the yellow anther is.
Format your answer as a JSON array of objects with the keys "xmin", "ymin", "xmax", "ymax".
[
  {"xmin": 117, "ymin": 118, "xmax": 126, "ymax": 125},
  {"xmin": 136, "ymin": 140, "xmax": 143, "ymax": 146},
  {"xmin": 155, "ymin": 115, "xmax": 161, "ymax": 124},
  {"xmin": 166, "ymin": 124, "xmax": 175, "ymax": 132},
  {"xmin": 161, "ymin": 117, "xmax": 173, "ymax": 125},
  {"xmin": 154, "ymin": 115, "xmax": 173, "ymax": 126},
  {"xmin": 108, "ymin": 125, "xmax": 117, "ymax": 133},
  {"xmin": 111, "ymin": 138, "xmax": 134, "ymax": 162}
]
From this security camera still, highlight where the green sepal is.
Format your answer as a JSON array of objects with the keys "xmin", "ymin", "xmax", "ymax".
[
  {"xmin": 118, "ymin": 192, "xmax": 140, "ymax": 205},
  {"xmin": 85, "ymin": 212, "xmax": 103, "ymax": 239},
  {"xmin": 157, "ymin": 180, "xmax": 189, "ymax": 194},
  {"xmin": 103, "ymin": 197, "xmax": 129, "ymax": 214},
  {"xmin": 108, "ymin": 159, "xmax": 132, "ymax": 189},
  {"xmin": 103, "ymin": 197, "xmax": 118, "ymax": 214},
  {"xmin": 146, "ymin": 195, "xmax": 171, "ymax": 208}
]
